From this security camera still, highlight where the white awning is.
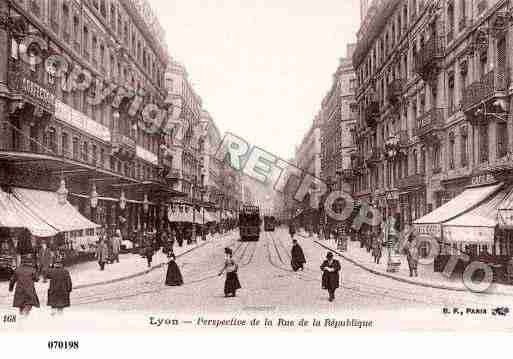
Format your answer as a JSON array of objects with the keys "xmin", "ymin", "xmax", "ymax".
[
  {"xmin": 13, "ymin": 188, "xmax": 100, "ymax": 232},
  {"xmin": 0, "ymin": 189, "xmax": 58, "ymax": 237},
  {"xmin": 413, "ymin": 183, "xmax": 503, "ymax": 238}
]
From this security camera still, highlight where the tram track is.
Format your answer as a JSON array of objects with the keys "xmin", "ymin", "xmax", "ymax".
[
  {"xmin": 275, "ymin": 230, "xmax": 500, "ymax": 308},
  {"xmin": 73, "ymin": 239, "xmax": 258, "ymax": 306},
  {"xmin": 266, "ymin": 231, "xmax": 481, "ymax": 307}
]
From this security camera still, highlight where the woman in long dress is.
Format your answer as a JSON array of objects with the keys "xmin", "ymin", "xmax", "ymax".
[
  {"xmin": 165, "ymin": 252, "xmax": 183, "ymax": 286},
  {"xmin": 218, "ymin": 247, "xmax": 241, "ymax": 297}
]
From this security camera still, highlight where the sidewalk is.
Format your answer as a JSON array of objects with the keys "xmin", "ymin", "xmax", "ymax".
[
  {"xmin": 301, "ymin": 233, "xmax": 513, "ymax": 296},
  {"xmin": 0, "ymin": 231, "xmax": 236, "ymax": 293}
]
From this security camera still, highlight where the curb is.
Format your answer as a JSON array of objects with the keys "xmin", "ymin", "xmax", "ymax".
[
  {"xmin": 313, "ymin": 240, "xmax": 469, "ymax": 293},
  {"xmin": 74, "ymin": 234, "xmax": 232, "ymax": 290},
  {"xmin": 313, "ymin": 239, "xmax": 513, "ymax": 296}
]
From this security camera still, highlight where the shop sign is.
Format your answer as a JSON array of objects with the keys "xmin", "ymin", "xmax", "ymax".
[
  {"xmin": 414, "ymin": 223, "xmax": 441, "ymax": 238},
  {"xmin": 471, "ymin": 173, "xmax": 497, "ymax": 187},
  {"xmin": 136, "ymin": 146, "xmax": 158, "ymax": 165},
  {"xmin": 443, "ymin": 226, "xmax": 494, "ymax": 244},
  {"xmin": 55, "ymin": 100, "xmax": 111, "ymax": 142},
  {"xmin": 14, "ymin": 76, "xmax": 55, "ymax": 113}
]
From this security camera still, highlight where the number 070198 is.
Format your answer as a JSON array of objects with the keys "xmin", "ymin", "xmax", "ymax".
[{"xmin": 47, "ymin": 341, "xmax": 79, "ymax": 350}]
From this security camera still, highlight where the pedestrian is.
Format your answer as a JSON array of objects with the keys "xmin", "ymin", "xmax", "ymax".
[
  {"xmin": 289, "ymin": 222, "xmax": 296, "ymax": 239},
  {"xmin": 46, "ymin": 256, "xmax": 72, "ymax": 316},
  {"xmin": 96, "ymin": 238, "xmax": 108, "ymax": 271},
  {"xmin": 177, "ymin": 227, "xmax": 184, "ymax": 247},
  {"xmin": 320, "ymin": 252, "xmax": 341, "ymax": 302},
  {"xmin": 9, "ymin": 254, "xmax": 40, "ymax": 316},
  {"xmin": 406, "ymin": 239, "xmax": 419, "ymax": 277},
  {"xmin": 111, "ymin": 229, "xmax": 122, "ymax": 263},
  {"xmin": 38, "ymin": 242, "xmax": 53, "ymax": 283},
  {"xmin": 165, "ymin": 252, "xmax": 183, "ymax": 286},
  {"xmin": 290, "ymin": 239, "xmax": 306, "ymax": 271},
  {"xmin": 372, "ymin": 239, "xmax": 382, "ymax": 264},
  {"xmin": 218, "ymin": 247, "xmax": 241, "ymax": 297},
  {"xmin": 145, "ymin": 242, "xmax": 154, "ymax": 268}
]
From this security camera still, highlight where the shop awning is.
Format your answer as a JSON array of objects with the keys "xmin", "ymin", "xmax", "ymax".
[
  {"xmin": 413, "ymin": 183, "xmax": 503, "ymax": 238},
  {"xmin": 498, "ymin": 187, "xmax": 513, "ymax": 229},
  {"xmin": 442, "ymin": 186, "xmax": 511, "ymax": 244},
  {"xmin": 13, "ymin": 188, "xmax": 100, "ymax": 232},
  {"xmin": 0, "ymin": 189, "xmax": 58, "ymax": 237}
]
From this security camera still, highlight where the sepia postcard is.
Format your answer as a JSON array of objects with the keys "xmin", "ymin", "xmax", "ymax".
[{"xmin": 1, "ymin": 1, "xmax": 513, "ymax": 351}]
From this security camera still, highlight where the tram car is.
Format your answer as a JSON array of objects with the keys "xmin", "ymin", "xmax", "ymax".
[
  {"xmin": 239, "ymin": 205, "xmax": 261, "ymax": 241},
  {"xmin": 264, "ymin": 216, "xmax": 276, "ymax": 232}
]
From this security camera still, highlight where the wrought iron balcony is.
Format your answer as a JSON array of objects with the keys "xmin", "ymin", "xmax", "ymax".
[
  {"xmin": 364, "ymin": 147, "xmax": 381, "ymax": 166},
  {"xmin": 364, "ymin": 101, "xmax": 379, "ymax": 128},
  {"xmin": 167, "ymin": 168, "xmax": 181, "ymax": 180},
  {"xmin": 397, "ymin": 174, "xmax": 425, "ymax": 190},
  {"xmin": 414, "ymin": 108, "xmax": 444, "ymax": 139},
  {"xmin": 386, "ymin": 79, "xmax": 404, "ymax": 105},
  {"xmin": 397, "ymin": 130, "xmax": 409, "ymax": 147},
  {"xmin": 414, "ymin": 36, "xmax": 444, "ymax": 79},
  {"xmin": 461, "ymin": 69, "xmax": 509, "ymax": 111},
  {"xmin": 111, "ymin": 133, "xmax": 136, "ymax": 160}
]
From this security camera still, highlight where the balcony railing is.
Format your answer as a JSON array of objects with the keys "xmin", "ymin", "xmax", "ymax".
[
  {"xmin": 112, "ymin": 133, "xmax": 136, "ymax": 150},
  {"xmin": 414, "ymin": 108, "xmax": 444, "ymax": 138},
  {"xmin": 364, "ymin": 101, "xmax": 379, "ymax": 127},
  {"xmin": 387, "ymin": 79, "xmax": 404, "ymax": 104},
  {"xmin": 397, "ymin": 174, "xmax": 425, "ymax": 189},
  {"xmin": 365, "ymin": 147, "xmax": 381, "ymax": 165},
  {"xmin": 461, "ymin": 69, "xmax": 509, "ymax": 111},
  {"xmin": 167, "ymin": 168, "xmax": 181, "ymax": 180},
  {"xmin": 414, "ymin": 36, "xmax": 445, "ymax": 76},
  {"xmin": 398, "ymin": 130, "xmax": 409, "ymax": 146}
]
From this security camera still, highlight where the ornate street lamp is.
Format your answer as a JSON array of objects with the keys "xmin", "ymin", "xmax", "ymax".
[
  {"xmin": 57, "ymin": 176, "xmax": 68, "ymax": 205},
  {"xmin": 143, "ymin": 194, "xmax": 150, "ymax": 214},
  {"xmin": 119, "ymin": 190, "xmax": 127, "ymax": 210},
  {"xmin": 90, "ymin": 182, "xmax": 98, "ymax": 209}
]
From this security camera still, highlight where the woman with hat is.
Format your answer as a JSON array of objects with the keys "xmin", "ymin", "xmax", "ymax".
[
  {"xmin": 165, "ymin": 252, "xmax": 183, "ymax": 286},
  {"xmin": 218, "ymin": 247, "xmax": 241, "ymax": 297},
  {"xmin": 46, "ymin": 256, "xmax": 72, "ymax": 315},
  {"xmin": 320, "ymin": 252, "xmax": 341, "ymax": 302},
  {"xmin": 8, "ymin": 254, "xmax": 40, "ymax": 316}
]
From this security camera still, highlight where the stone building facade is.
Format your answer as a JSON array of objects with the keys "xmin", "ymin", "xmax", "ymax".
[{"xmin": 353, "ymin": 0, "xmax": 513, "ymax": 228}]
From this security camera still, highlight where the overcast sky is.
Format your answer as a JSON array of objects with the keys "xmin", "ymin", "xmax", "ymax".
[{"xmin": 153, "ymin": 0, "xmax": 360, "ymax": 159}]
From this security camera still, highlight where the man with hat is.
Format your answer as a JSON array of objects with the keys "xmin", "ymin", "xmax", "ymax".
[
  {"xmin": 9, "ymin": 254, "xmax": 40, "ymax": 316},
  {"xmin": 46, "ymin": 255, "xmax": 72, "ymax": 315},
  {"xmin": 320, "ymin": 252, "xmax": 341, "ymax": 302}
]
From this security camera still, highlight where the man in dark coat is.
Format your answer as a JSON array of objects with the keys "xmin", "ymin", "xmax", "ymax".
[
  {"xmin": 320, "ymin": 252, "xmax": 341, "ymax": 302},
  {"xmin": 46, "ymin": 257, "xmax": 72, "ymax": 315},
  {"xmin": 145, "ymin": 243, "xmax": 154, "ymax": 268},
  {"xmin": 38, "ymin": 242, "xmax": 53, "ymax": 283},
  {"xmin": 288, "ymin": 222, "xmax": 296, "ymax": 238},
  {"xmin": 96, "ymin": 238, "xmax": 108, "ymax": 270},
  {"xmin": 290, "ymin": 239, "xmax": 306, "ymax": 271},
  {"xmin": 9, "ymin": 255, "xmax": 40, "ymax": 316}
]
